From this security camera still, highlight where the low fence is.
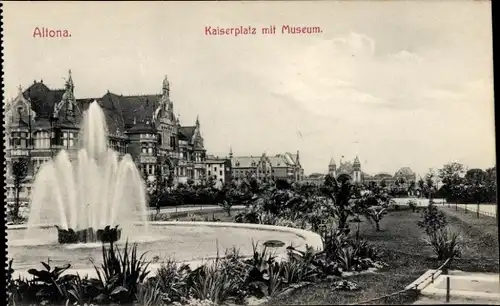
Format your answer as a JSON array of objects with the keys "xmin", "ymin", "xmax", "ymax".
[
  {"xmin": 353, "ymin": 258, "xmax": 451, "ymax": 305},
  {"xmin": 441, "ymin": 202, "xmax": 497, "ymax": 218}
]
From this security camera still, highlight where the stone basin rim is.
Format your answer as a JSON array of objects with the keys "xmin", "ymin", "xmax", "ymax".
[{"xmin": 7, "ymin": 221, "xmax": 324, "ymax": 251}]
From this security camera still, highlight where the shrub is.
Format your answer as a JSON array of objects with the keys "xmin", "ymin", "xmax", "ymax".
[
  {"xmin": 135, "ymin": 280, "xmax": 163, "ymax": 306},
  {"xmin": 408, "ymin": 200, "xmax": 418, "ymax": 212},
  {"xmin": 417, "ymin": 203, "xmax": 447, "ymax": 235},
  {"xmin": 424, "ymin": 227, "xmax": 462, "ymax": 260},
  {"xmin": 188, "ymin": 261, "xmax": 242, "ymax": 304},
  {"xmin": 90, "ymin": 241, "xmax": 151, "ymax": 304},
  {"xmin": 154, "ymin": 260, "xmax": 192, "ymax": 303}
]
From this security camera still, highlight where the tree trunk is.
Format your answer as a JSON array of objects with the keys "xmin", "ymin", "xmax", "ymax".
[
  {"xmin": 13, "ymin": 188, "xmax": 20, "ymax": 220},
  {"xmin": 375, "ymin": 221, "xmax": 380, "ymax": 231}
]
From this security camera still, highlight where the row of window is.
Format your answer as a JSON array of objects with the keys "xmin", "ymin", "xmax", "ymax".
[
  {"xmin": 233, "ymin": 169, "xmax": 275, "ymax": 174},
  {"xmin": 8, "ymin": 131, "xmax": 78, "ymax": 149},
  {"xmin": 234, "ymin": 161, "xmax": 281, "ymax": 167},
  {"xmin": 8, "ymin": 131, "xmax": 128, "ymax": 153},
  {"xmin": 208, "ymin": 170, "xmax": 224, "ymax": 177}
]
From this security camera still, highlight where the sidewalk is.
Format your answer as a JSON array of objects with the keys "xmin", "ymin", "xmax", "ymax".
[
  {"xmin": 146, "ymin": 205, "xmax": 246, "ymax": 215},
  {"xmin": 413, "ymin": 271, "xmax": 500, "ymax": 305}
]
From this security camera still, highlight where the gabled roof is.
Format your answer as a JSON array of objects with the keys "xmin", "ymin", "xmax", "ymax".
[
  {"xmin": 110, "ymin": 93, "xmax": 161, "ymax": 128},
  {"xmin": 179, "ymin": 126, "xmax": 196, "ymax": 141},
  {"xmin": 394, "ymin": 167, "xmax": 415, "ymax": 177},
  {"xmin": 23, "ymin": 82, "xmax": 65, "ymax": 118}
]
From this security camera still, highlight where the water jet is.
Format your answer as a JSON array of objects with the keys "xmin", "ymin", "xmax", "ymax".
[{"xmin": 25, "ymin": 101, "xmax": 148, "ymax": 244}]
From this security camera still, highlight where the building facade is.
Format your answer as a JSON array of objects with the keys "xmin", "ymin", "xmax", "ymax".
[
  {"xmin": 205, "ymin": 155, "xmax": 232, "ymax": 188},
  {"xmin": 230, "ymin": 150, "xmax": 304, "ymax": 182},
  {"xmin": 5, "ymin": 70, "xmax": 207, "ymax": 206}
]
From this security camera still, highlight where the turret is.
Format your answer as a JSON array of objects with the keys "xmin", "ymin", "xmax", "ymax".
[
  {"xmin": 162, "ymin": 75, "xmax": 170, "ymax": 97},
  {"xmin": 353, "ymin": 155, "xmax": 361, "ymax": 183},
  {"xmin": 353, "ymin": 156, "xmax": 361, "ymax": 170},
  {"xmin": 328, "ymin": 156, "xmax": 337, "ymax": 177}
]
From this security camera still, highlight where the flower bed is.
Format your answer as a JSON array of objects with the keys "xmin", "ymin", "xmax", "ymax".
[{"xmin": 7, "ymin": 231, "xmax": 384, "ymax": 306}]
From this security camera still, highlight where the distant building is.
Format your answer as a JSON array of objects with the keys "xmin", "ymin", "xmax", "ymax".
[
  {"xmin": 328, "ymin": 156, "xmax": 417, "ymax": 187},
  {"xmin": 230, "ymin": 149, "xmax": 304, "ymax": 182},
  {"xmin": 5, "ymin": 70, "xmax": 207, "ymax": 206},
  {"xmin": 328, "ymin": 156, "xmax": 363, "ymax": 183},
  {"xmin": 303, "ymin": 173, "xmax": 325, "ymax": 184},
  {"xmin": 205, "ymin": 155, "xmax": 232, "ymax": 188}
]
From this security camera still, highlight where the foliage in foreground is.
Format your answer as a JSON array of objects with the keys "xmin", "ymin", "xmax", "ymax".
[
  {"xmin": 8, "ymin": 231, "xmax": 385, "ymax": 306},
  {"xmin": 424, "ymin": 226, "xmax": 462, "ymax": 260}
]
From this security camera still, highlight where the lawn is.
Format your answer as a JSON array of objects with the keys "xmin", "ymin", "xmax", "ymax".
[
  {"xmin": 438, "ymin": 205, "xmax": 499, "ymax": 272},
  {"xmin": 265, "ymin": 205, "xmax": 499, "ymax": 305}
]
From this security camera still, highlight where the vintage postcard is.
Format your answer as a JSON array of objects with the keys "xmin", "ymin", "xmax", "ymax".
[{"xmin": 3, "ymin": 1, "xmax": 497, "ymax": 305}]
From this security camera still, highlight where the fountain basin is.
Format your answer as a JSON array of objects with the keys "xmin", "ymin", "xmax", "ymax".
[
  {"xmin": 55, "ymin": 225, "xmax": 122, "ymax": 244},
  {"xmin": 7, "ymin": 222, "xmax": 323, "ymax": 274}
]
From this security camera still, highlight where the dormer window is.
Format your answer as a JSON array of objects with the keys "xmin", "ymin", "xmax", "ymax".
[{"xmin": 235, "ymin": 161, "xmax": 240, "ymax": 167}]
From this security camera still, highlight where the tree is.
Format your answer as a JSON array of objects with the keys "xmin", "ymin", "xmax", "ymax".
[
  {"xmin": 165, "ymin": 158, "xmax": 175, "ymax": 191},
  {"xmin": 424, "ymin": 170, "xmax": 438, "ymax": 200},
  {"xmin": 380, "ymin": 179, "xmax": 387, "ymax": 189},
  {"xmin": 484, "ymin": 167, "xmax": 497, "ymax": 202},
  {"xmin": 417, "ymin": 203, "xmax": 447, "ymax": 235},
  {"xmin": 218, "ymin": 182, "xmax": 235, "ymax": 216},
  {"xmin": 438, "ymin": 162, "xmax": 465, "ymax": 201},
  {"xmin": 11, "ymin": 158, "xmax": 29, "ymax": 221},
  {"xmin": 153, "ymin": 159, "xmax": 169, "ymax": 210},
  {"xmin": 465, "ymin": 169, "xmax": 486, "ymax": 204},
  {"xmin": 408, "ymin": 180, "xmax": 416, "ymax": 195},
  {"xmin": 417, "ymin": 178, "xmax": 425, "ymax": 198}
]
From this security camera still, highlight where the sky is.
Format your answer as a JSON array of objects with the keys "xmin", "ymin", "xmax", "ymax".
[{"xmin": 3, "ymin": 1, "xmax": 495, "ymax": 177}]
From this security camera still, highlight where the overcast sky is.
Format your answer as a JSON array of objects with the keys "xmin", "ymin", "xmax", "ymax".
[{"xmin": 3, "ymin": 1, "xmax": 495, "ymax": 177}]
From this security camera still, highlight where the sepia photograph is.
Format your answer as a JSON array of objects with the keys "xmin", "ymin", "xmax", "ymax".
[{"xmin": 3, "ymin": 1, "xmax": 498, "ymax": 305}]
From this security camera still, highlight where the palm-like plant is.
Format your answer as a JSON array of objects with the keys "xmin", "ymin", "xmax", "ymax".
[
  {"xmin": 320, "ymin": 174, "xmax": 356, "ymax": 232},
  {"xmin": 364, "ymin": 206, "xmax": 387, "ymax": 231}
]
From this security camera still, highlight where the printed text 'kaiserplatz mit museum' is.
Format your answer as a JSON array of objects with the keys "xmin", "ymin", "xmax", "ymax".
[{"xmin": 205, "ymin": 25, "xmax": 323, "ymax": 36}]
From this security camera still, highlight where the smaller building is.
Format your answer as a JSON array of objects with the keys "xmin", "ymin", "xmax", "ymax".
[
  {"xmin": 230, "ymin": 149, "xmax": 304, "ymax": 182},
  {"xmin": 205, "ymin": 155, "xmax": 232, "ymax": 188}
]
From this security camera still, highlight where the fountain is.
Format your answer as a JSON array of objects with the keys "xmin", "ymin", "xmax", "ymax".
[
  {"xmin": 25, "ymin": 101, "xmax": 148, "ymax": 244},
  {"xmin": 8, "ymin": 101, "xmax": 314, "ymax": 275}
]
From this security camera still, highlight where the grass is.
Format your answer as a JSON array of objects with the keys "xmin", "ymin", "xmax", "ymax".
[
  {"xmin": 266, "ymin": 206, "xmax": 499, "ymax": 305},
  {"xmin": 438, "ymin": 206, "xmax": 499, "ymax": 272}
]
